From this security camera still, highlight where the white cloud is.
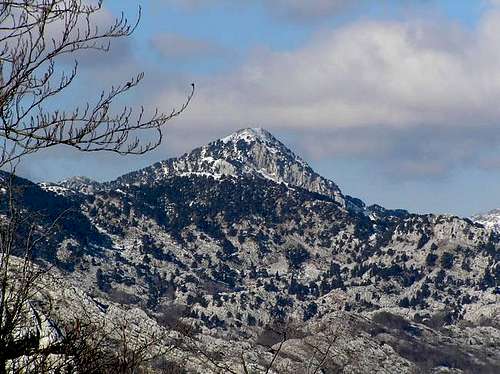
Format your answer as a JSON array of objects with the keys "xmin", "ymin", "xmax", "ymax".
[
  {"xmin": 19, "ymin": 2, "xmax": 500, "ymax": 182},
  {"xmin": 155, "ymin": 9, "xmax": 500, "ymax": 178}
]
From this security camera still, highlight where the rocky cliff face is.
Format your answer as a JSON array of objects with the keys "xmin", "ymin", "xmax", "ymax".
[
  {"xmin": 115, "ymin": 128, "xmax": 345, "ymax": 205},
  {"xmin": 473, "ymin": 209, "xmax": 500, "ymax": 233},
  {"xmin": 3, "ymin": 129, "xmax": 499, "ymax": 373}
]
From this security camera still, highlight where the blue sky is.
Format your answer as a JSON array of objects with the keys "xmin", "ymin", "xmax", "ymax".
[{"xmin": 19, "ymin": 0, "xmax": 500, "ymax": 216}]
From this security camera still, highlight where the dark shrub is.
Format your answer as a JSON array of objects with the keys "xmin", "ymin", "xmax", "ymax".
[
  {"xmin": 426, "ymin": 253, "xmax": 438, "ymax": 266},
  {"xmin": 441, "ymin": 252, "xmax": 454, "ymax": 269},
  {"xmin": 285, "ymin": 244, "xmax": 310, "ymax": 269}
]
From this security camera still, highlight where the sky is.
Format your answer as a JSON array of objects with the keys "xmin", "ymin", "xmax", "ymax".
[{"xmin": 15, "ymin": 0, "xmax": 500, "ymax": 217}]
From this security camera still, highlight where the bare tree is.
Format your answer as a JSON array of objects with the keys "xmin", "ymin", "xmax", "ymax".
[
  {"xmin": 0, "ymin": 1, "xmax": 194, "ymax": 371},
  {"xmin": 0, "ymin": 0, "xmax": 194, "ymax": 167},
  {"xmin": 0, "ymin": 172, "xmax": 66, "ymax": 373},
  {"xmin": 236, "ymin": 318, "xmax": 358, "ymax": 374},
  {"xmin": 56, "ymin": 311, "xmax": 179, "ymax": 373}
]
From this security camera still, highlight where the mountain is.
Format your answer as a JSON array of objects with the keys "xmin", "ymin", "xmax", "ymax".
[
  {"xmin": 473, "ymin": 209, "xmax": 500, "ymax": 233},
  {"xmin": 114, "ymin": 127, "xmax": 345, "ymax": 205},
  {"xmin": 59, "ymin": 175, "xmax": 102, "ymax": 194},
  {"xmin": 3, "ymin": 129, "xmax": 499, "ymax": 373}
]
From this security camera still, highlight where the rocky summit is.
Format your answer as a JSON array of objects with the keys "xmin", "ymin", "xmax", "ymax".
[
  {"xmin": 473, "ymin": 209, "xmax": 500, "ymax": 234},
  {"xmin": 112, "ymin": 127, "xmax": 345, "ymax": 205},
  {"xmin": 5, "ymin": 128, "xmax": 499, "ymax": 373}
]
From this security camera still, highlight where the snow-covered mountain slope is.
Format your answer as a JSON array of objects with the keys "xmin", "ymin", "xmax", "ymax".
[
  {"xmin": 114, "ymin": 128, "xmax": 345, "ymax": 205},
  {"xmin": 11, "ymin": 128, "xmax": 499, "ymax": 372},
  {"xmin": 58, "ymin": 176, "xmax": 102, "ymax": 194},
  {"xmin": 473, "ymin": 209, "xmax": 500, "ymax": 233},
  {"xmin": 40, "ymin": 176, "xmax": 101, "ymax": 197}
]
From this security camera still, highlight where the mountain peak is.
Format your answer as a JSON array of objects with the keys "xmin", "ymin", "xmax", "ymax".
[
  {"xmin": 214, "ymin": 127, "xmax": 310, "ymax": 171},
  {"xmin": 472, "ymin": 209, "xmax": 500, "ymax": 233},
  {"xmin": 116, "ymin": 128, "xmax": 345, "ymax": 205},
  {"xmin": 60, "ymin": 176, "xmax": 95, "ymax": 185},
  {"xmin": 56, "ymin": 176, "xmax": 100, "ymax": 194},
  {"xmin": 221, "ymin": 127, "xmax": 275, "ymax": 144}
]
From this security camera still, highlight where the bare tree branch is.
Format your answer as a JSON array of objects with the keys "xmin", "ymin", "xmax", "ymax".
[{"xmin": 0, "ymin": 0, "xmax": 194, "ymax": 168}]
